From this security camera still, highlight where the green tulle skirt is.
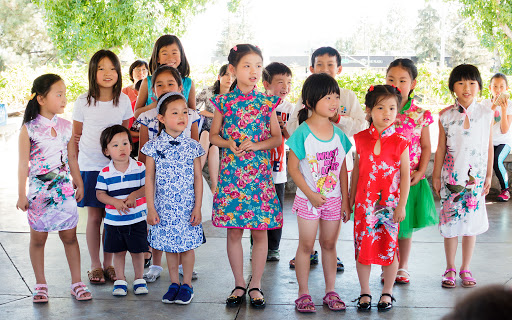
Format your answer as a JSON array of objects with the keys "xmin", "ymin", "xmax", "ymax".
[{"xmin": 399, "ymin": 178, "xmax": 438, "ymax": 239}]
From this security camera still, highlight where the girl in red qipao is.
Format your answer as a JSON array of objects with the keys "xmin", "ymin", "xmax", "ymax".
[{"xmin": 350, "ymin": 85, "xmax": 410, "ymax": 311}]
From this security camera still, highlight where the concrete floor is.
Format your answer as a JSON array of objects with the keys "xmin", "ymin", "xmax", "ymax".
[{"xmin": 2, "ymin": 127, "xmax": 512, "ymax": 320}]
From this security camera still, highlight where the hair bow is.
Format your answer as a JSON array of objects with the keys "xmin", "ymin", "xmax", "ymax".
[
  {"xmin": 368, "ymin": 85, "xmax": 374, "ymax": 92},
  {"xmin": 233, "ymin": 45, "xmax": 238, "ymax": 52},
  {"xmin": 26, "ymin": 92, "xmax": 36, "ymax": 100},
  {"xmin": 156, "ymin": 92, "xmax": 186, "ymax": 114}
]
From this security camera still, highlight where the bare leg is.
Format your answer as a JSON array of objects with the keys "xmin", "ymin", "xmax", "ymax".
[
  {"xmin": 113, "ymin": 252, "xmax": 126, "ymax": 280},
  {"xmin": 86, "ymin": 207, "xmax": 103, "ymax": 273},
  {"xmin": 199, "ymin": 131, "xmax": 209, "ymax": 169},
  {"xmin": 59, "ymin": 228, "xmax": 82, "ymax": 283},
  {"xmin": 30, "ymin": 229, "xmax": 48, "ymax": 285},
  {"xmin": 295, "ymin": 217, "xmax": 318, "ymax": 300},
  {"xmin": 152, "ymin": 248, "xmax": 163, "ymax": 266},
  {"xmin": 249, "ymin": 230, "xmax": 267, "ymax": 300},
  {"xmin": 208, "ymin": 145, "xmax": 220, "ymax": 193},
  {"xmin": 443, "ymin": 236, "xmax": 458, "ymax": 284},
  {"xmin": 166, "ymin": 252, "xmax": 180, "ymax": 284},
  {"xmin": 460, "ymin": 235, "xmax": 476, "ymax": 286},
  {"xmin": 130, "ymin": 252, "xmax": 144, "ymax": 280},
  {"xmin": 381, "ymin": 253, "xmax": 399, "ymax": 303},
  {"xmin": 180, "ymin": 250, "xmax": 195, "ymax": 286},
  {"xmin": 356, "ymin": 261, "xmax": 372, "ymax": 304},
  {"xmin": 397, "ymin": 237, "xmax": 412, "ymax": 277},
  {"xmin": 318, "ymin": 219, "xmax": 340, "ymax": 293},
  {"xmin": 226, "ymin": 229, "xmax": 246, "ymax": 296}
]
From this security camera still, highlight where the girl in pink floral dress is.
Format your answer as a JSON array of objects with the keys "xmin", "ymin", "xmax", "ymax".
[
  {"xmin": 16, "ymin": 74, "xmax": 91, "ymax": 303},
  {"xmin": 210, "ymin": 44, "xmax": 282, "ymax": 308}
]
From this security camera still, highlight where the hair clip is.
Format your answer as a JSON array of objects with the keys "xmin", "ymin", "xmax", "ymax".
[
  {"xmin": 26, "ymin": 92, "xmax": 36, "ymax": 100},
  {"xmin": 156, "ymin": 92, "xmax": 186, "ymax": 114},
  {"xmin": 233, "ymin": 45, "xmax": 238, "ymax": 52},
  {"xmin": 368, "ymin": 85, "xmax": 374, "ymax": 92}
]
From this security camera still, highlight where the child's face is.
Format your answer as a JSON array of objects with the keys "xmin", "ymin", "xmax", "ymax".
[
  {"xmin": 153, "ymin": 72, "xmax": 182, "ymax": 97},
  {"xmin": 96, "ymin": 57, "xmax": 118, "ymax": 89},
  {"xmin": 310, "ymin": 54, "xmax": 342, "ymax": 78},
  {"xmin": 157, "ymin": 43, "xmax": 181, "ymax": 69},
  {"xmin": 264, "ymin": 74, "xmax": 292, "ymax": 100},
  {"xmin": 490, "ymin": 77, "xmax": 508, "ymax": 99},
  {"xmin": 386, "ymin": 66, "xmax": 416, "ymax": 105},
  {"xmin": 157, "ymin": 100, "xmax": 188, "ymax": 137},
  {"xmin": 133, "ymin": 65, "xmax": 148, "ymax": 83},
  {"xmin": 231, "ymin": 53, "xmax": 263, "ymax": 90},
  {"xmin": 313, "ymin": 93, "xmax": 340, "ymax": 118},
  {"xmin": 453, "ymin": 79, "xmax": 480, "ymax": 107},
  {"xmin": 104, "ymin": 132, "xmax": 131, "ymax": 163},
  {"xmin": 369, "ymin": 96, "xmax": 398, "ymax": 130},
  {"xmin": 38, "ymin": 80, "xmax": 67, "ymax": 115},
  {"xmin": 219, "ymin": 71, "xmax": 234, "ymax": 90}
]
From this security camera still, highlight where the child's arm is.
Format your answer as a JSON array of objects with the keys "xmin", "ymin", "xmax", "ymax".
[
  {"xmin": 72, "ymin": 120, "xmax": 83, "ymax": 154},
  {"xmin": 188, "ymin": 81, "xmax": 196, "ymax": 110},
  {"xmin": 138, "ymin": 125, "xmax": 149, "ymax": 163},
  {"xmin": 67, "ymin": 137, "xmax": 84, "ymax": 202},
  {"xmin": 144, "ymin": 156, "xmax": 160, "ymax": 225},
  {"xmin": 191, "ymin": 122, "xmax": 199, "ymax": 142},
  {"xmin": 96, "ymin": 190, "xmax": 130, "ymax": 214},
  {"xmin": 394, "ymin": 146, "xmax": 410, "ymax": 224},
  {"xmin": 483, "ymin": 126, "xmax": 494, "ymax": 195},
  {"xmin": 190, "ymin": 157, "xmax": 202, "ymax": 226},
  {"xmin": 124, "ymin": 186, "xmax": 146, "ymax": 208},
  {"xmin": 288, "ymin": 150, "xmax": 326, "ymax": 208},
  {"xmin": 122, "ymin": 119, "xmax": 130, "ymax": 129},
  {"xmin": 134, "ymin": 101, "xmax": 156, "ymax": 119},
  {"xmin": 432, "ymin": 120, "xmax": 447, "ymax": 197},
  {"xmin": 278, "ymin": 117, "xmax": 290, "ymax": 139},
  {"xmin": 332, "ymin": 92, "xmax": 367, "ymax": 136},
  {"xmin": 239, "ymin": 109, "xmax": 282, "ymax": 151},
  {"xmin": 134, "ymin": 78, "xmax": 149, "ymax": 112},
  {"xmin": 497, "ymin": 98, "xmax": 512, "ymax": 134},
  {"xmin": 16, "ymin": 126, "xmax": 30, "ymax": 211},
  {"xmin": 349, "ymin": 152, "xmax": 360, "ymax": 208},
  {"xmin": 339, "ymin": 158, "xmax": 351, "ymax": 222},
  {"xmin": 411, "ymin": 125, "xmax": 432, "ymax": 186},
  {"xmin": 210, "ymin": 109, "xmax": 244, "ymax": 157}
]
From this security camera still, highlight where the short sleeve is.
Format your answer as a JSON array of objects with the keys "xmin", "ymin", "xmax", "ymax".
[
  {"xmin": 399, "ymin": 136, "xmax": 410, "ymax": 155},
  {"xmin": 286, "ymin": 125, "xmax": 307, "ymax": 160},
  {"xmin": 210, "ymin": 95, "xmax": 223, "ymax": 114},
  {"xmin": 335, "ymin": 127, "xmax": 353, "ymax": 154},
  {"xmin": 72, "ymin": 96, "xmax": 85, "ymax": 122},
  {"xmin": 189, "ymin": 109, "xmax": 200, "ymax": 123},
  {"xmin": 96, "ymin": 170, "xmax": 108, "ymax": 191},
  {"xmin": 120, "ymin": 95, "xmax": 134, "ymax": 120},
  {"xmin": 137, "ymin": 111, "xmax": 149, "ymax": 127},
  {"xmin": 141, "ymin": 139, "xmax": 157, "ymax": 158},
  {"xmin": 422, "ymin": 109, "xmax": 434, "ymax": 127},
  {"xmin": 354, "ymin": 131, "xmax": 363, "ymax": 155},
  {"xmin": 191, "ymin": 140, "xmax": 205, "ymax": 159},
  {"xmin": 138, "ymin": 163, "xmax": 146, "ymax": 186},
  {"xmin": 269, "ymin": 96, "xmax": 281, "ymax": 112}
]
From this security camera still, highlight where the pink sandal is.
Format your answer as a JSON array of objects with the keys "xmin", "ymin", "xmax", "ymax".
[
  {"xmin": 459, "ymin": 270, "xmax": 476, "ymax": 288},
  {"xmin": 442, "ymin": 268, "xmax": 457, "ymax": 288},
  {"xmin": 295, "ymin": 294, "xmax": 316, "ymax": 313},
  {"xmin": 71, "ymin": 282, "xmax": 92, "ymax": 301},
  {"xmin": 322, "ymin": 291, "xmax": 346, "ymax": 311},
  {"xmin": 32, "ymin": 284, "xmax": 48, "ymax": 303}
]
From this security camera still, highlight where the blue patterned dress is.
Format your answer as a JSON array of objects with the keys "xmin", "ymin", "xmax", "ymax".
[
  {"xmin": 141, "ymin": 130, "xmax": 205, "ymax": 253},
  {"xmin": 210, "ymin": 86, "xmax": 283, "ymax": 230}
]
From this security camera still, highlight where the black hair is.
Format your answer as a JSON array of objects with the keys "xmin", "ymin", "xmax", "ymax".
[
  {"xmin": 148, "ymin": 35, "xmax": 190, "ymax": 77},
  {"xmin": 386, "ymin": 58, "xmax": 418, "ymax": 97},
  {"xmin": 263, "ymin": 62, "xmax": 292, "ymax": 84},
  {"xmin": 87, "ymin": 50, "xmax": 123, "ymax": 106},
  {"xmin": 156, "ymin": 94, "xmax": 188, "ymax": 135},
  {"xmin": 100, "ymin": 125, "xmax": 133, "ymax": 159},
  {"xmin": 212, "ymin": 64, "xmax": 229, "ymax": 94},
  {"xmin": 490, "ymin": 73, "xmax": 509, "ymax": 99},
  {"xmin": 310, "ymin": 47, "xmax": 341, "ymax": 67},
  {"xmin": 364, "ymin": 85, "xmax": 402, "ymax": 125},
  {"xmin": 448, "ymin": 64, "xmax": 482, "ymax": 98},
  {"xmin": 134, "ymin": 79, "xmax": 143, "ymax": 92},
  {"xmin": 298, "ymin": 73, "xmax": 340, "ymax": 125},
  {"xmin": 23, "ymin": 74, "xmax": 63, "ymax": 124},
  {"xmin": 128, "ymin": 60, "xmax": 148, "ymax": 83},
  {"xmin": 228, "ymin": 44, "xmax": 263, "ymax": 91},
  {"xmin": 151, "ymin": 66, "xmax": 182, "ymax": 90}
]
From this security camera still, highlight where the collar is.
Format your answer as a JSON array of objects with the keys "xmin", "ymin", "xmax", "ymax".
[
  {"xmin": 399, "ymin": 99, "xmax": 413, "ymax": 114},
  {"xmin": 233, "ymin": 85, "xmax": 257, "ymax": 97},
  {"xmin": 159, "ymin": 129, "xmax": 185, "ymax": 143},
  {"xmin": 108, "ymin": 157, "xmax": 139, "ymax": 175},
  {"xmin": 454, "ymin": 99, "xmax": 475, "ymax": 117},
  {"xmin": 369, "ymin": 123, "xmax": 395, "ymax": 139},
  {"xmin": 37, "ymin": 114, "xmax": 58, "ymax": 127}
]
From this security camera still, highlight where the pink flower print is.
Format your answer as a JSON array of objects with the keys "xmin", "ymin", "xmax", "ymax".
[
  {"xmin": 466, "ymin": 196, "xmax": 478, "ymax": 210},
  {"xmin": 244, "ymin": 210, "xmax": 255, "ymax": 219},
  {"xmin": 261, "ymin": 201, "xmax": 271, "ymax": 212},
  {"xmin": 61, "ymin": 183, "xmax": 74, "ymax": 197},
  {"xmin": 366, "ymin": 214, "xmax": 379, "ymax": 229},
  {"xmin": 230, "ymin": 190, "xmax": 241, "ymax": 199},
  {"xmin": 221, "ymin": 215, "xmax": 231, "ymax": 222},
  {"xmin": 249, "ymin": 168, "xmax": 258, "ymax": 176},
  {"xmin": 232, "ymin": 131, "xmax": 241, "ymax": 140},
  {"xmin": 449, "ymin": 175, "xmax": 457, "ymax": 186},
  {"xmin": 236, "ymin": 205, "xmax": 242, "ymax": 211},
  {"xmin": 239, "ymin": 119, "xmax": 248, "ymax": 129},
  {"xmin": 237, "ymin": 179, "xmax": 247, "ymax": 189},
  {"xmin": 256, "ymin": 119, "xmax": 260, "ymax": 124},
  {"xmin": 254, "ymin": 178, "xmax": 259, "ymax": 183},
  {"xmin": 261, "ymin": 192, "xmax": 270, "ymax": 202},
  {"xmin": 258, "ymin": 223, "xmax": 268, "ymax": 229}
]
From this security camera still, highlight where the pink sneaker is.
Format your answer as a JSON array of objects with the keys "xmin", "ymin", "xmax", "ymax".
[{"xmin": 497, "ymin": 189, "xmax": 510, "ymax": 202}]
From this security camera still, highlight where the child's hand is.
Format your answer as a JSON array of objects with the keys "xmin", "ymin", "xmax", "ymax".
[
  {"xmin": 147, "ymin": 207, "xmax": 160, "ymax": 225},
  {"xmin": 239, "ymin": 139, "xmax": 259, "ymax": 152},
  {"xmin": 75, "ymin": 185, "xmax": 84, "ymax": 202},
  {"xmin": 113, "ymin": 198, "xmax": 130, "ymax": 214},
  {"xmin": 432, "ymin": 176, "xmax": 441, "ymax": 197},
  {"xmin": 410, "ymin": 170, "xmax": 423, "ymax": 186},
  {"xmin": 278, "ymin": 118, "xmax": 285, "ymax": 129},
  {"xmin": 228, "ymin": 140, "xmax": 245, "ymax": 157},
  {"xmin": 16, "ymin": 196, "xmax": 29, "ymax": 211},
  {"xmin": 308, "ymin": 192, "xmax": 326, "ymax": 208},
  {"xmin": 124, "ymin": 193, "xmax": 136, "ymax": 208},
  {"xmin": 482, "ymin": 176, "xmax": 492, "ymax": 196},
  {"xmin": 190, "ymin": 206, "xmax": 202, "ymax": 226},
  {"xmin": 341, "ymin": 202, "xmax": 352, "ymax": 223},
  {"xmin": 74, "ymin": 133, "xmax": 81, "ymax": 146},
  {"xmin": 393, "ymin": 205, "xmax": 406, "ymax": 224}
]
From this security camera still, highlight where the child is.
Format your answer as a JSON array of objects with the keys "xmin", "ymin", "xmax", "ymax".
[
  {"xmin": 134, "ymin": 34, "xmax": 196, "ymax": 116},
  {"xmin": 350, "ymin": 85, "xmax": 410, "ymax": 311},
  {"xmin": 210, "ymin": 44, "xmax": 282, "ymax": 309},
  {"xmin": 142, "ymin": 92, "xmax": 205, "ymax": 304},
  {"xmin": 122, "ymin": 60, "xmax": 148, "ymax": 103},
  {"xmin": 287, "ymin": 73, "xmax": 352, "ymax": 313},
  {"xmin": 433, "ymin": 64, "xmax": 493, "ymax": 289},
  {"xmin": 196, "ymin": 64, "xmax": 233, "ymax": 193},
  {"xmin": 16, "ymin": 74, "xmax": 92, "ymax": 302},
  {"xmin": 72, "ymin": 50, "xmax": 133, "ymax": 284},
  {"xmin": 385, "ymin": 59, "xmax": 438, "ymax": 284},
  {"xmin": 287, "ymin": 46, "xmax": 366, "ymax": 271},
  {"xmin": 482, "ymin": 73, "xmax": 512, "ymax": 202},
  {"xmin": 262, "ymin": 62, "xmax": 294, "ymax": 261},
  {"xmin": 96, "ymin": 125, "xmax": 148, "ymax": 296}
]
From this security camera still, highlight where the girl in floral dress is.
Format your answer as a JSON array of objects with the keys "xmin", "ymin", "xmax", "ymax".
[
  {"xmin": 210, "ymin": 44, "xmax": 282, "ymax": 309},
  {"xmin": 385, "ymin": 59, "xmax": 438, "ymax": 284},
  {"xmin": 433, "ymin": 64, "xmax": 493, "ymax": 289},
  {"xmin": 17, "ymin": 74, "xmax": 92, "ymax": 303},
  {"xmin": 350, "ymin": 85, "xmax": 410, "ymax": 311}
]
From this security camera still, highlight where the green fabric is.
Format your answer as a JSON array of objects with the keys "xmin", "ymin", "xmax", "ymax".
[{"xmin": 399, "ymin": 98, "xmax": 413, "ymax": 114}]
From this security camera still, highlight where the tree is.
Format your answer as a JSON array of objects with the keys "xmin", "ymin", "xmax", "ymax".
[
  {"xmin": 415, "ymin": 4, "xmax": 441, "ymax": 63},
  {"xmin": 214, "ymin": 1, "xmax": 255, "ymax": 58},
  {"xmin": 34, "ymin": 0, "xmax": 212, "ymax": 61}
]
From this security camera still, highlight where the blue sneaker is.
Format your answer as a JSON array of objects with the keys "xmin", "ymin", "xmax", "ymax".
[
  {"xmin": 112, "ymin": 280, "xmax": 128, "ymax": 296},
  {"xmin": 133, "ymin": 279, "xmax": 148, "ymax": 295},
  {"xmin": 174, "ymin": 283, "xmax": 194, "ymax": 304},
  {"xmin": 162, "ymin": 283, "xmax": 180, "ymax": 304}
]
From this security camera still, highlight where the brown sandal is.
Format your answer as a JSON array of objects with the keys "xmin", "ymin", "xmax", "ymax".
[
  {"xmin": 103, "ymin": 266, "xmax": 117, "ymax": 282},
  {"xmin": 87, "ymin": 268, "xmax": 105, "ymax": 284}
]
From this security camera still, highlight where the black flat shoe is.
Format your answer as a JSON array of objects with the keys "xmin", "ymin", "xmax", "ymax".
[
  {"xmin": 377, "ymin": 293, "xmax": 396, "ymax": 312},
  {"xmin": 248, "ymin": 288, "xmax": 266, "ymax": 309},
  {"xmin": 355, "ymin": 293, "xmax": 372, "ymax": 311},
  {"xmin": 226, "ymin": 286, "xmax": 246, "ymax": 307}
]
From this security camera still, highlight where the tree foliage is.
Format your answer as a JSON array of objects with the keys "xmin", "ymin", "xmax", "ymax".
[
  {"xmin": 415, "ymin": 4, "xmax": 441, "ymax": 63},
  {"xmin": 33, "ymin": 0, "xmax": 211, "ymax": 61}
]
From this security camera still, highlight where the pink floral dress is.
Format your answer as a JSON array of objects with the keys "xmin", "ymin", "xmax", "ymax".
[
  {"xmin": 210, "ymin": 86, "xmax": 283, "ymax": 230},
  {"xmin": 25, "ymin": 115, "xmax": 78, "ymax": 232},
  {"xmin": 439, "ymin": 101, "xmax": 492, "ymax": 237}
]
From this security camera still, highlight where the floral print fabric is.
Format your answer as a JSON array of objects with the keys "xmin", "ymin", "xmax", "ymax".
[{"xmin": 210, "ymin": 86, "xmax": 283, "ymax": 230}]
